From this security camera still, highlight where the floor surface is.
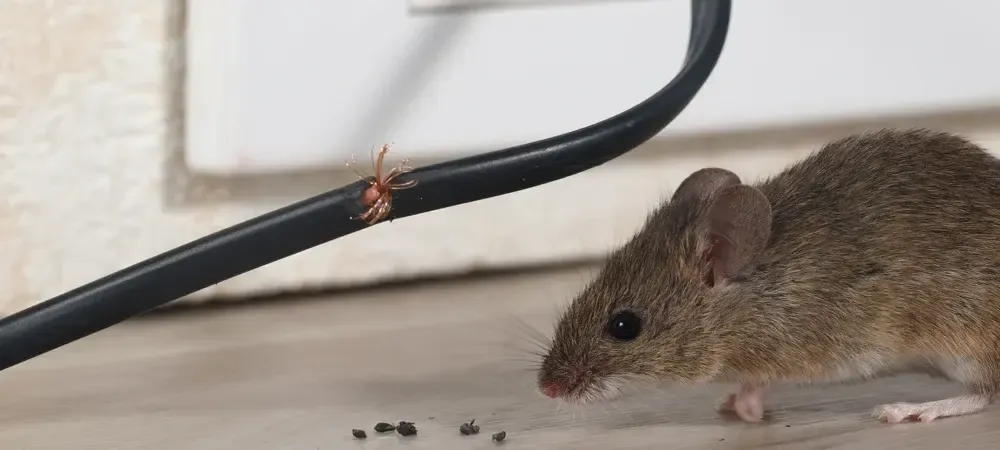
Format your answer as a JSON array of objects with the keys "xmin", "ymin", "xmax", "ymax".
[{"xmin": 2, "ymin": 265, "xmax": 998, "ymax": 449}]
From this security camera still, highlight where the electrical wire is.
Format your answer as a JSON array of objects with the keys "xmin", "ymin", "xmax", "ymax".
[{"xmin": 0, "ymin": 0, "xmax": 731, "ymax": 372}]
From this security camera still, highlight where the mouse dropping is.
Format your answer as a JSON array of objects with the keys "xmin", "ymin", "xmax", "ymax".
[
  {"xmin": 396, "ymin": 421, "xmax": 417, "ymax": 436},
  {"xmin": 459, "ymin": 418, "xmax": 480, "ymax": 435}
]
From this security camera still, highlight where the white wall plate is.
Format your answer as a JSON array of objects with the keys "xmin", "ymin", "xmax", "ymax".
[{"xmin": 186, "ymin": 0, "xmax": 1000, "ymax": 175}]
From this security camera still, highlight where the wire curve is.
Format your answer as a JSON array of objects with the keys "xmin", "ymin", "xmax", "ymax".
[{"xmin": 0, "ymin": 0, "xmax": 731, "ymax": 372}]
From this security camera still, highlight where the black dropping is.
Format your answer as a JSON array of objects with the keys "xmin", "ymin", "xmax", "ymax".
[
  {"xmin": 396, "ymin": 421, "xmax": 417, "ymax": 436},
  {"xmin": 460, "ymin": 419, "xmax": 480, "ymax": 435}
]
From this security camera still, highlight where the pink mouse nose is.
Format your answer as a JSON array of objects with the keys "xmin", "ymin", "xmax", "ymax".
[{"xmin": 541, "ymin": 383, "xmax": 563, "ymax": 399}]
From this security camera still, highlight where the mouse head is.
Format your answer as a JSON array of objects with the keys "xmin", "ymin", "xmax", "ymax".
[{"xmin": 537, "ymin": 168, "xmax": 772, "ymax": 403}]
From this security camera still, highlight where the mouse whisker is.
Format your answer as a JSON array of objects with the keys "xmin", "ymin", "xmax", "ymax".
[
  {"xmin": 606, "ymin": 400, "xmax": 640, "ymax": 424},
  {"xmin": 507, "ymin": 315, "xmax": 553, "ymax": 347},
  {"xmin": 473, "ymin": 318, "xmax": 551, "ymax": 369}
]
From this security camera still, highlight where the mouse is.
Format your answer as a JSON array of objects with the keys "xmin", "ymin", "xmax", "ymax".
[{"xmin": 536, "ymin": 128, "xmax": 1000, "ymax": 424}]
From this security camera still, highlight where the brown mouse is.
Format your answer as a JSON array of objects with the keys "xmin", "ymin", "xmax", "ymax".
[{"xmin": 537, "ymin": 128, "xmax": 1000, "ymax": 424}]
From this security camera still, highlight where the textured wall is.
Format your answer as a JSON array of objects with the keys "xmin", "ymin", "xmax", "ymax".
[
  {"xmin": 0, "ymin": 1, "xmax": 193, "ymax": 313},
  {"xmin": 3, "ymin": 1, "xmax": 1000, "ymax": 317}
]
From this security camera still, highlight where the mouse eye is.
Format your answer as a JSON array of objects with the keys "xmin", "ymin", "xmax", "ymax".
[{"xmin": 607, "ymin": 310, "xmax": 641, "ymax": 341}]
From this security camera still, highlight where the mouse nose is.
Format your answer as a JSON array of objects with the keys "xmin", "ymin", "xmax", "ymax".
[{"xmin": 541, "ymin": 382, "xmax": 563, "ymax": 399}]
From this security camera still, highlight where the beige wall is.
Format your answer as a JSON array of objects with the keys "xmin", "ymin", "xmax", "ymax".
[{"xmin": 3, "ymin": 1, "xmax": 1000, "ymax": 316}]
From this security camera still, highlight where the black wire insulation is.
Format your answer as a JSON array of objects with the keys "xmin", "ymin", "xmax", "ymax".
[{"xmin": 0, "ymin": 0, "xmax": 731, "ymax": 372}]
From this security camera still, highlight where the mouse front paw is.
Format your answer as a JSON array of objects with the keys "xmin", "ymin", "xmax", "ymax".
[
  {"xmin": 716, "ymin": 384, "xmax": 766, "ymax": 422},
  {"xmin": 716, "ymin": 393, "xmax": 738, "ymax": 412}
]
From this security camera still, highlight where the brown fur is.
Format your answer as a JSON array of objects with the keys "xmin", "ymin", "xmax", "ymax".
[{"xmin": 539, "ymin": 128, "xmax": 1000, "ymax": 404}]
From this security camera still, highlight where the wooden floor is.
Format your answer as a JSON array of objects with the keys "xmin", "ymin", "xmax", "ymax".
[{"xmin": 1, "ymin": 266, "xmax": 998, "ymax": 449}]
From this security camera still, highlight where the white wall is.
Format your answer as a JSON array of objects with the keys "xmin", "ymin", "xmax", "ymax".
[
  {"xmin": 186, "ymin": 0, "xmax": 1000, "ymax": 174},
  {"xmin": 3, "ymin": 0, "xmax": 1000, "ymax": 316}
]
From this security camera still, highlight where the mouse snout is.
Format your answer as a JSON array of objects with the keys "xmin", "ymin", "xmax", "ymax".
[{"xmin": 540, "ymin": 382, "xmax": 564, "ymax": 399}]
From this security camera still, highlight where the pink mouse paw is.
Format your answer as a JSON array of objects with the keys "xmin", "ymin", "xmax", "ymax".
[
  {"xmin": 717, "ymin": 393, "xmax": 737, "ymax": 411},
  {"xmin": 872, "ymin": 395, "xmax": 990, "ymax": 423},
  {"xmin": 716, "ymin": 387, "xmax": 765, "ymax": 422},
  {"xmin": 873, "ymin": 403, "xmax": 943, "ymax": 423},
  {"xmin": 734, "ymin": 392, "xmax": 765, "ymax": 422}
]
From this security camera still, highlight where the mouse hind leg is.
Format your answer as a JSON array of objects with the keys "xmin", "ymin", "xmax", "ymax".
[{"xmin": 872, "ymin": 355, "xmax": 998, "ymax": 423}]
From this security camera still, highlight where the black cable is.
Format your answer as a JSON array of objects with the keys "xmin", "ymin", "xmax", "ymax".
[{"xmin": 0, "ymin": 0, "xmax": 731, "ymax": 372}]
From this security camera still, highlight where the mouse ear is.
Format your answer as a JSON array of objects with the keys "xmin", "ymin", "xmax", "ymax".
[
  {"xmin": 671, "ymin": 168, "xmax": 742, "ymax": 206},
  {"xmin": 702, "ymin": 184, "xmax": 772, "ymax": 286}
]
